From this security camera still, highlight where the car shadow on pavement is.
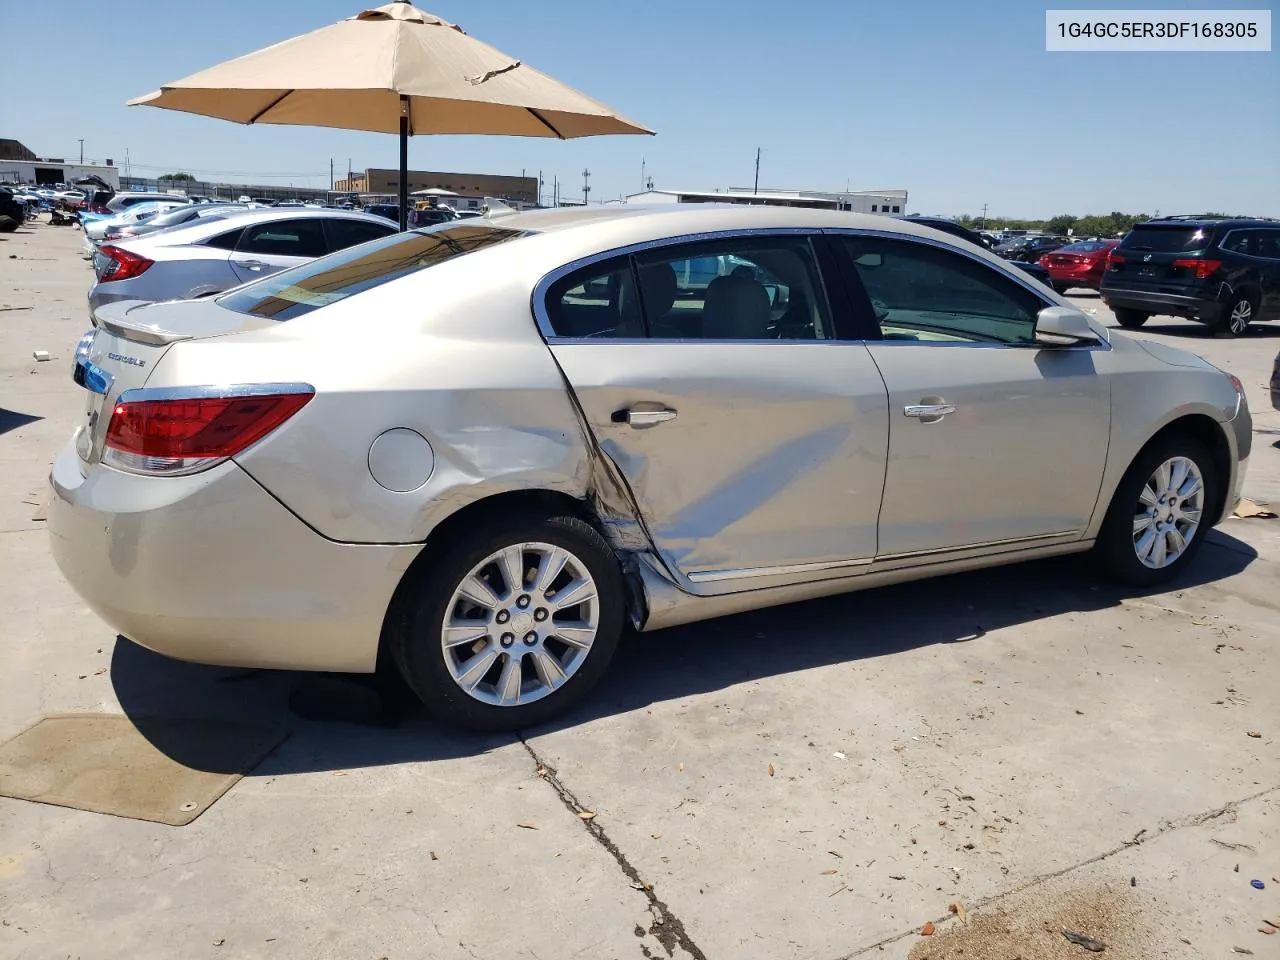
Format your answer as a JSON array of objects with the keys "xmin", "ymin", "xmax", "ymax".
[
  {"xmin": 109, "ymin": 531, "xmax": 1257, "ymax": 774},
  {"xmin": 0, "ymin": 408, "xmax": 42, "ymax": 437}
]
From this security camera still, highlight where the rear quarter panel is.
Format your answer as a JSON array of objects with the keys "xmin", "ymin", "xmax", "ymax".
[{"xmin": 142, "ymin": 244, "xmax": 599, "ymax": 545}]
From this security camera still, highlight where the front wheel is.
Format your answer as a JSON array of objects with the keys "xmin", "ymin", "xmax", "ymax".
[
  {"xmin": 388, "ymin": 512, "xmax": 626, "ymax": 731},
  {"xmin": 1113, "ymin": 307, "xmax": 1149, "ymax": 329},
  {"xmin": 1094, "ymin": 435, "xmax": 1216, "ymax": 586}
]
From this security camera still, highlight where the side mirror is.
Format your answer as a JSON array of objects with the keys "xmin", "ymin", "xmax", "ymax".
[{"xmin": 1035, "ymin": 306, "xmax": 1104, "ymax": 346}]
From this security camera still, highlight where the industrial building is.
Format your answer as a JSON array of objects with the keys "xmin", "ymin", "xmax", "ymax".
[
  {"xmin": 334, "ymin": 168, "xmax": 538, "ymax": 204},
  {"xmin": 624, "ymin": 186, "xmax": 909, "ymax": 214},
  {"xmin": 0, "ymin": 139, "xmax": 120, "ymax": 189}
]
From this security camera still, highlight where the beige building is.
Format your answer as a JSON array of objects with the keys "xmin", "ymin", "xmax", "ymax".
[{"xmin": 334, "ymin": 168, "xmax": 538, "ymax": 203}]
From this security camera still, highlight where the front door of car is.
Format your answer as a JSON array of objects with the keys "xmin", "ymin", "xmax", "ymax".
[
  {"xmin": 834, "ymin": 233, "xmax": 1111, "ymax": 558},
  {"xmin": 541, "ymin": 234, "xmax": 890, "ymax": 595},
  {"xmin": 229, "ymin": 218, "xmax": 328, "ymax": 284}
]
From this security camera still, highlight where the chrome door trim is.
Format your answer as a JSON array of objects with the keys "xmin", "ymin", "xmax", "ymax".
[
  {"xmin": 904, "ymin": 403, "xmax": 956, "ymax": 418},
  {"xmin": 687, "ymin": 555, "xmax": 874, "ymax": 584},
  {"xmin": 874, "ymin": 529, "xmax": 1079, "ymax": 563},
  {"xmin": 821, "ymin": 227, "xmax": 1113, "ymax": 352},
  {"xmin": 531, "ymin": 227, "xmax": 826, "ymax": 342}
]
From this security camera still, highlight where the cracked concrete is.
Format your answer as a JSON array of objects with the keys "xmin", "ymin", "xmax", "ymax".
[{"xmin": 3, "ymin": 226, "xmax": 1280, "ymax": 959}]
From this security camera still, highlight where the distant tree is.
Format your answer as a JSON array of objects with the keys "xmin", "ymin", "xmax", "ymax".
[
  {"xmin": 1045, "ymin": 214, "xmax": 1077, "ymax": 235},
  {"xmin": 161, "ymin": 172, "xmax": 197, "ymax": 181}
]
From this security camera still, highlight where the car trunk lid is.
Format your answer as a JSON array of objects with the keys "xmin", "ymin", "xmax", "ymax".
[{"xmin": 74, "ymin": 298, "xmax": 279, "ymax": 465}]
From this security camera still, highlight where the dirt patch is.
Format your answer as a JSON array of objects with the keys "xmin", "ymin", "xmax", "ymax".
[{"xmin": 908, "ymin": 885, "xmax": 1149, "ymax": 960}]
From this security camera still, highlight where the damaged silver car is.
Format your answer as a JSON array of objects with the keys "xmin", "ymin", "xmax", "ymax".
[{"xmin": 49, "ymin": 207, "xmax": 1251, "ymax": 730}]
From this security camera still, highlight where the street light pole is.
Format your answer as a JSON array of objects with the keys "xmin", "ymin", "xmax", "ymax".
[
  {"xmin": 78, "ymin": 139, "xmax": 84, "ymax": 164},
  {"xmin": 753, "ymin": 147, "xmax": 761, "ymax": 195},
  {"xmin": 582, "ymin": 168, "xmax": 591, "ymax": 205},
  {"xmin": 981, "ymin": 203, "xmax": 988, "ymax": 229}
]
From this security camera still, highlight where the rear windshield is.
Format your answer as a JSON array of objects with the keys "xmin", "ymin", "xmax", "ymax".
[
  {"xmin": 1059, "ymin": 241, "xmax": 1108, "ymax": 253},
  {"xmin": 1119, "ymin": 225, "xmax": 1212, "ymax": 253},
  {"xmin": 217, "ymin": 222, "xmax": 526, "ymax": 321}
]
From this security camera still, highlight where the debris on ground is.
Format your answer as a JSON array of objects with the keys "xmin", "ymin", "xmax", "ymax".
[
  {"xmin": 1247, "ymin": 731, "xmax": 1263, "ymax": 738},
  {"xmin": 1063, "ymin": 929, "xmax": 1107, "ymax": 952},
  {"xmin": 1234, "ymin": 498, "xmax": 1278, "ymax": 519},
  {"xmin": 1251, "ymin": 879, "xmax": 1265, "ymax": 890},
  {"xmin": 32, "ymin": 350, "xmax": 50, "ymax": 361},
  {"xmin": 577, "ymin": 811, "xmax": 596, "ymax": 820},
  {"xmin": 516, "ymin": 822, "xmax": 538, "ymax": 830},
  {"xmin": 948, "ymin": 902, "xmax": 967, "ymax": 922},
  {"xmin": 920, "ymin": 921, "xmax": 936, "ymax": 936},
  {"xmin": 767, "ymin": 763, "xmax": 775, "ymax": 776}
]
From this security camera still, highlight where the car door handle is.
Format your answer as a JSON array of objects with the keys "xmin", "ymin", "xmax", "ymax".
[
  {"xmin": 612, "ymin": 408, "xmax": 678, "ymax": 427},
  {"xmin": 234, "ymin": 259, "xmax": 267, "ymax": 271},
  {"xmin": 904, "ymin": 403, "xmax": 956, "ymax": 422}
]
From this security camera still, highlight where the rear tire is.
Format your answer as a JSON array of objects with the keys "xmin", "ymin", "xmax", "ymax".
[
  {"xmin": 1094, "ymin": 434, "xmax": 1217, "ymax": 586},
  {"xmin": 1214, "ymin": 292, "xmax": 1257, "ymax": 338},
  {"xmin": 388, "ymin": 512, "xmax": 626, "ymax": 732},
  {"xmin": 1113, "ymin": 307, "xmax": 1149, "ymax": 329}
]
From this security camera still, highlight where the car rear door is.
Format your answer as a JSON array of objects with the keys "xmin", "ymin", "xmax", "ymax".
[
  {"xmin": 1253, "ymin": 228, "xmax": 1280, "ymax": 319},
  {"xmin": 542, "ymin": 233, "xmax": 890, "ymax": 595},
  {"xmin": 833, "ymin": 232, "xmax": 1110, "ymax": 559},
  {"xmin": 228, "ymin": 218, "xmax": 328, "ymax": 283}
]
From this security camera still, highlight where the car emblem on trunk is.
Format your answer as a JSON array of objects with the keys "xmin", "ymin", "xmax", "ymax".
[{"xmin": 1143, "ymin": 254, "xmax": 1153, "ymax": 262}]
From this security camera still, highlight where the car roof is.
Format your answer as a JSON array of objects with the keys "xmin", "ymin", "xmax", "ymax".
[{"xmin": 1138, "ymin": 216, "xmax": 1277, "ymax": 229}]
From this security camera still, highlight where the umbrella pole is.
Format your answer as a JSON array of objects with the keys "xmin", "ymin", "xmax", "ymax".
[{"xmin": 398, "ymin": 95, "xmax": 409, "ymax": 231}]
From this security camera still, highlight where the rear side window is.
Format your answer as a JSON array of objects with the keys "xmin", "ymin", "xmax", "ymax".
[
  {"xmin": 204, "ymin": 227, "xmax": 245, "ymax": 251},
  {"xmin": 322, "ymin": 218, "xmax": 396, "ymax": 252},
  {"xmin": 545, "ymin": 259, "xmax": 643, "ymax": 338},
  {"xmin": 1119, "ymin": 225, "xmax": 1213, "ymax": 253},
  {"xmin": 218, "ymin": 223, "xmax": 525, "ymax": 321},
  {"xmin": 1256, "ymin": 230, "xmax": 1280, "ymax": 260},
  {"xmin": 237, "ymin": 219, "xmax": 327, "ymax": 258},
  {"xmin": 1220, "ymin": 231, "xmax": 1254, "ymax": 255}
]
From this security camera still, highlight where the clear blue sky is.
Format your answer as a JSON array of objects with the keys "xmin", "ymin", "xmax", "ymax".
[{"xmin": 5, "ymin": 0, "xmax": 1277, "ymax": 217}]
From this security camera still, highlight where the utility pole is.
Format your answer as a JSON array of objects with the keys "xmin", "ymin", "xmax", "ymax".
[
  {"xmin": 641, "ymin": 158, "xmax": 645, "ymax": 193},
  {"xmin": 981, "ymin": 203, "xmax": 988, "ymax": 229},
  {"xmin": 753, "ymin": 148, "xmax": 761, "ymax": 195},
  {"xmin": 538, "ymin": 169, "xmax": 543, "ymax": 206},
  {"xmin": 582, "ymin": 168, "xmax": 591, "ymax": 205},
  {"xmin": 78, "ymin": 139, "xmax": 84, "ymax": 164},
  {"xmin": 553, "ymin": 176, "xmax": 558, "ymax": 206},
  {"xmin": 330, "ymin": 158, "xmax": 334, "ymax": 191}
]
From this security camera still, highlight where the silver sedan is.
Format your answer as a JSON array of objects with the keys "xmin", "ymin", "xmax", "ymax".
[
  {"xmin": 49, "ymin": 207, "xmax": 1252, "ymax": 730},
  {"xmin": 86, "ymin": 208, "xmax": 398, "ymax": 317}
]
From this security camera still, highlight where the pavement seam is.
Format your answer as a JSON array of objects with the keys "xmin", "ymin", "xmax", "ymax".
[
  {"xmin": 836, "ymin": 782, "xmax": 1280, "ymax": 958},
  {"xmin": 518, "ymin": 737, "xmax": 709, "ymax": 960}
]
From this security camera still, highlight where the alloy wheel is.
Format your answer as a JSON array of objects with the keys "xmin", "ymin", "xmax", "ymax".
[
  {"xmin": 1229, "ymin": 299, "xmax": 1252, "ymax": 336},
  {"xmin": 440, "ymin": 542, "xmax": 600, "ymax": 706},
  {"xmin": 1132, "ymin": 456, "xmax": 1205, "ymax": 569}
]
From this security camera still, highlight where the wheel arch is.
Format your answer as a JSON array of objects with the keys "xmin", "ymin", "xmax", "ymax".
[
  {"xmin": 1112, "ymin": 414, "xmax": 1234, "ymax": 528},
  {"xmin": 376, "ymin": 488, "xmax": 648, "ymax": 672}
]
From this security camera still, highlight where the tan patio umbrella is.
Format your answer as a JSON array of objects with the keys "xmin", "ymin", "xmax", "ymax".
[{"xmin": 128, "ymin": 0, "xmax": 652, "ymax": 228}]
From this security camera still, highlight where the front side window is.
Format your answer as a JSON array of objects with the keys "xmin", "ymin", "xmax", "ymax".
[
  {"xmin": 635, "ymin": 237, "xmax": 832, "ymax": 340},
  {"xmin": 237, "ymin": 219, "xmax": 327, "ymax": 258},
  {"xmin": 842, "ymin": 236, "xmax": 1043, "ymax": 344},
  {"xmin": 1255, "ymin": 230, "xmax": 1280, "ymax": 260},
  {"xmin": 219, "ymin": 223, "xmax": 525, "ymax": 321},
  {"xmin": 323, "ymin": 218, "xmax": 397, "ymax": 252}
]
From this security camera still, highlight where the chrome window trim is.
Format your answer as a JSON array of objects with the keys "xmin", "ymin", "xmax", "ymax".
[
  {"xmin": 531, "ymin": 227, "xmax": 833, "ymax": 342},
  {"xmin": 115, "ymin": 382, "xmax": 316, "ymax": 405},
  {"xmin": 822, "ymin": 227, "xmax": 1112, "ymax": 352}
]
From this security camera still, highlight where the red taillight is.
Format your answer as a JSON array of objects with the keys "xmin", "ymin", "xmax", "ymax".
[
  {"xmin": 96, "ymin": 244, "xmax": 153, "ymax": 282},
  {"xmin": 103, "ymin": 390, "xmax": 313, "ymax": 475},
  {"xmin": 87, "ymin": 203, "xmax": 111, "ymax": 214},
  {"xmin": 1107, "ymin": 252, "xmax": 1124, "ymax": 269},
  {"xmin": 1172, "ymin": 258, "xmax": 1221, "ymax": 279}
]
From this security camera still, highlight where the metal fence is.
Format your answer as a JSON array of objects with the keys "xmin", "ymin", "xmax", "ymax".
[{"xmin": 118, "ymin": 177, "xmax": 336, "ymax": 203}]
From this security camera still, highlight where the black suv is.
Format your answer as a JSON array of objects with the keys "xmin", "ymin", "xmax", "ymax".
[
  {"xmin": 1100, "ymin": 217, "xmax": 1280, "ymax": 337},
  {"xmin": 994, "ymin": 235, "xmax": 1070, "ymax": 262}
]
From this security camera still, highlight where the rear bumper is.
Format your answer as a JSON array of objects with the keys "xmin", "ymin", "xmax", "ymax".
[
  {"xmin": 47, "ymin": 443, "xmax": 420, "ymax": 673},
  {"xmin": 1099, "ymin": 286, "xmax": 1223, "ymax": 322}
]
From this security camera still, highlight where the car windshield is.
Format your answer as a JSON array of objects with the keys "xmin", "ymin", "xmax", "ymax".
[
  {"xmin": 1119, "ymin": 224, "xmax": 1213, "ymax": 253},
  {"xmin": 217, "ymin": 222, "xmax": 527, "ymax": 321}
]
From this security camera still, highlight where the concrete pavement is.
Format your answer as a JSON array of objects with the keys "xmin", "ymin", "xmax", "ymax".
[{"xmin": 1, "ymin": 222, "xmax": 1277, "ymax": 959}]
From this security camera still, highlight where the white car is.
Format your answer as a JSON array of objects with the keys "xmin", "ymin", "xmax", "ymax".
[
  {"xmin": 87, "ymin": 208, "xmax": 398, "ymax": 315},
  {"xmin": 80, "ymin": 201, "xmax": 196, "ymax": 259}
]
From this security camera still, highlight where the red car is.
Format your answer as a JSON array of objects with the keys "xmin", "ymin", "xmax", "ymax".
[{"xmin": 1039, "ymin": 239, "xmax": 1121, "ymax": 294}]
